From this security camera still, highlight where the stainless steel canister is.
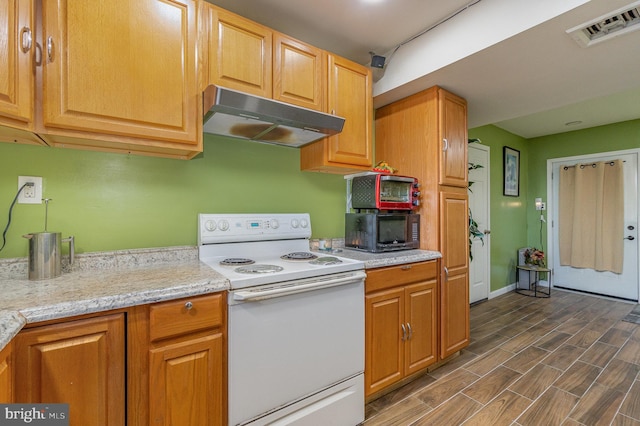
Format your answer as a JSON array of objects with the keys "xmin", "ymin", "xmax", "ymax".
[{"xmin": 23, "ymin": 232, "xmax": 75, "ymax": 280}]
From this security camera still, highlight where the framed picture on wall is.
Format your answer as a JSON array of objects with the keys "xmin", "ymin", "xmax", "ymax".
[{"xmin": 503, "ymin": 146, "xmax": 520, "ymax": 197}]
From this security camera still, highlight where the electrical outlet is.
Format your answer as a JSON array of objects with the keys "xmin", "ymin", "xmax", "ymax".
[{"xmin": 18, "ymin": 176, "xmax": 43, "ymax": 204}]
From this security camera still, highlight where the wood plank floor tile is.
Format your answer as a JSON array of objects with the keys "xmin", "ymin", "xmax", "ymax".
[
  {"xmin": 463, "ymin": 390, "xmax": 531, "ymax": 426},
  {"xmin": 619, "ymin": 380, "xmax": 640, "ymax": 421},
  {"xmin": 534, "ymin": 331, "xmax": 573, "ymax": 351},
  {"xmin": 426, "ymin": 350, "xmax": 478, "ymax": 380},
  {"xmin": 599, "ymin": 327, "xmax": 633, "ymax": 347},
  {"xmin": 567, "ymin": 383, "xmax": 625, "ymax": 425},
  {"xmin": 595, "ymin": 358, "xmax": 640, "ymax": 393},
  {"xmin": 566, "ymin": 328, "xmax": 605, "ymax": 349},
  {"xmin": 553, "ymin": 361, "xmax": 602, "ymax": 397},
  {"xmin": 580, "ymin": 341, "xmax": 619, "ymax": 367},
  {"xmin": 415, "ymin": 368, "xmax": 479, "ymax": 407},
  {"xmin": 503, "ymin": 346, "xmax": 549, "ymax": 374},
  {"xmin": 617, "ymin": 339, "xmax": 640, "ymax": 365},
  {"xmin": 516, "ymin": 386, "xmax": 579, "ymax": 426},
  {"xmin": 500, "ymin": 330, "xmax": 545, "ymax": 353},
  {"xmin": 363, "ymin": 396, "xmax": 432, "ymax": 426},
  {"xmin": 465, "ymin": 333, "xmax": 511, "ymax": 356},
  {"xmin": 509, "ymin": 363, "xmax": 562, "ymax": 400},
  {"xmin": 542, "ymin": 344, "xmax": 586, "ymax": 371},
  {"xmin": 612, "ymin": 414, "xmax": 640, "ymax": 425},
  {"xmin": 367, "ymin": 373, "xmax": 436, "ymax": 413},
  {"xmin": 462, "ymin": 365, "xmax": 521, "ymax": 404},
  {"xmin": 412, "ymin": 393, "xmax": 481, "ymax": 426},
  {"xmin": 555, "ymin": 318, "xmax": 589, "ymax": 335},
  {"xmin": 464, "ymin": 348, "xmax": 514, "ymax": 376}
]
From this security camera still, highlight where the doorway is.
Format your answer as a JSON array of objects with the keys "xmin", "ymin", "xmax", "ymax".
[
  {"xmin": 469, "ymin": 143, "xmax": 490, "ymax": 304},
  {"xmin": 548, "ymin": 149, "xmax": 639, "ymax": 301}
]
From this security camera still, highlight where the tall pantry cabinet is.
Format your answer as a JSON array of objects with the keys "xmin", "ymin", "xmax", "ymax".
[{"xmin": 375, "ymin": 86, "xmax": 470, "ymax": 360}]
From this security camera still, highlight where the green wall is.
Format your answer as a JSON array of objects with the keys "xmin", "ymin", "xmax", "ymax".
[
  {"xmin": 470, "ymin": 118, "xmax": 640, "ymax": 293},
  {"xmin": 0, "ymin": 134, "xmax": 347, "ymax": 258}
]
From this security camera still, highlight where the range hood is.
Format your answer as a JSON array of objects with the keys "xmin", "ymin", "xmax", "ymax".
[{"xmin": 203, "ymin": 85, "xmax": 345, "ymax": 147}]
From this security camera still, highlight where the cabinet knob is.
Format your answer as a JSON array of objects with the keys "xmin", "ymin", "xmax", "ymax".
[
  {"xmin": 46, "ymin": 36, "xmax": 54, "ymax": 62},
  {"xmin": 184, "ymin": 301, "xmax": 194, "ymax": 310}
]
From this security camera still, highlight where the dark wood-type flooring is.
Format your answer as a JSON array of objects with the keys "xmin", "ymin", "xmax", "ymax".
[{"xmin": 365, "ymin": 289, "xmax": 640, "ymax": 425}]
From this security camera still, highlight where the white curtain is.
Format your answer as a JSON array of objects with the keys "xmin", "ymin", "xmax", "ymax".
[{"xmin": 559, "ymin": 160, "xmax": 624, "ymax": 274}]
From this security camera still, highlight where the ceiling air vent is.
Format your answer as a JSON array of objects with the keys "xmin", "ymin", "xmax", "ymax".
[{"xmin": 567, "ymin": 1, "xmax": 640, "ymax": 47}]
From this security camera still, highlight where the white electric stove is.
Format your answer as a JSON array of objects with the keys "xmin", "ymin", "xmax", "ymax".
[{"xmin": 198, "ymin": 213, "xmax": 366, "ymax": 426}]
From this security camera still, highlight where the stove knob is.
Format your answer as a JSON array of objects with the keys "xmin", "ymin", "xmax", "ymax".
[
  {"xmin": 270, "ymin": 219, "xmax": 279, "ymax": 229},
  {"xmin": 204, "ymin": 220, "xmax": 216, "ymax": 231},
  {"xmin": 218, "ymin": 220, "xmax": 230, "ymax": 231},
  {"xmin": 300, "ymin": 218, "xmax": 309, "ymax": 228},
  {"xmin": 291, "ymin": 218, "xmax": 299, "ymax": 228}
]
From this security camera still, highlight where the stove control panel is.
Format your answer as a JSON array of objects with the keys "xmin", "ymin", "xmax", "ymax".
[{"xmin": 198, "ymin": 213, "xmax": 312, "ymax": 244}]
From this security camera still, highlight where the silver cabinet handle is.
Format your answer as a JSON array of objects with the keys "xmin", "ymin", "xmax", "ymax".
[
  {"xmin": 443, "ymin": 138, "xmax": 449, "ymax": 152},
  {"xmin": 46, "ymin": 36, "xmax": 54, "ymax": 62},
  {"xmin": 444, "ymin": 266, "xmax": 449, "ymax": 281},
  {"xmin": 401, "ymin": 323, "xmax": 407, "ymax": 341},
  {"xmin": 407, "ymin": 322, "xmax": 413, "ymax": 340},
  {"xmin": 20, "ymin": 27, "xmax": 32, "ymax": 53},
  {"xmin": 184, "ymin": 301, "xmax": 193, "ymax": 310}
]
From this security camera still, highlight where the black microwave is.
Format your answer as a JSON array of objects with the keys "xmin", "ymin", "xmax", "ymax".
[{"xmin": 344, "ymin": 213, "xmax": 420, "ymax": 252}]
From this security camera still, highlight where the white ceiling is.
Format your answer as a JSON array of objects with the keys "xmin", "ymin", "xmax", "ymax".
[{"xmin": 207, "ymin": 0, "xmax": 640, "ymax": 139}]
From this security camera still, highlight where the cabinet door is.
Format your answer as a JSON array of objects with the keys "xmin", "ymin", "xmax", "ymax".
[
  {"xmin": 440, "ymin": 187, "xmax": 470, "ymax": 358},
  {"xmin": 365, "ymin": 288, "xmax": 404, "ymax": 396},
  {"xmin": 150, "ymin": 333, "xmax": 224, "ymax": 426},
  {"xmin": 207, "ymin": 5, "xmax": 272, "ymax": 98},
  {"xmin": 0, "ymin": 0, "xmax": 34, "ymax": 129},
  {"xmin": 273, "ymin": 33, "xmax": 325, "ymax": 111},
  {"xmin": 14, "ymin": 314, "xmax": 125, "ymax": 426},
  {"xmin": 439, "ymin": 89, "xmax": 468, "ymax": 187},
  {"xmin": 41, "ymin": 0, "xmax": 199, "ymax": 146},
  {"xmin": 405, "ymin": 281, "xmax": 437, "ymax": 375},
  {"xmin": 0, "ymin": 342, "xmax": 11, "ymax": 403},
  {"xmin": 326, "ymin": 54, "xmax": 372, "ymax": 166}
]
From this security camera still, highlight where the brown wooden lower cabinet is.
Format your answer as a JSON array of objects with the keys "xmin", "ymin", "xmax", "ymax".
[
  {"xmin": 0, "ymin": 341, "xmax": 12, "ymax": 403},
  {"xmin": 8, "ymin": 291, "xmax": 227, "ymax": 426},
  {"xmin": 147, "ymin": 293, "xmax": 226, "ymax": 426},
  {"xmin": 13, "ymin": 314, "xmax": 126, "ymax": 426},
  {"xmin": 365, "ymin": 260, "xmax": 438, "ymax": 397}
]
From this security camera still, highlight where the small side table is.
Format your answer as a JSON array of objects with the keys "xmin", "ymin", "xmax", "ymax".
[{"xmin": 516, "ymin": 265, "xmax": 552, "ymax": 298}]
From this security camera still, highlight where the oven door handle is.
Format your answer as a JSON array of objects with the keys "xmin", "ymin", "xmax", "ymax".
[{"xmin": 232, "ymin": 271, "xmax": 366, "ymax": 302}]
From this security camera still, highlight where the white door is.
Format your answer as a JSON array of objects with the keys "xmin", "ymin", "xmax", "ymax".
[
  {"xmin": 549, "ymin": 150, "xmax": 639, "ymax": 301},
  {"xmin": 469, "ymin": 144, "xmax": 490, "ymax": 303}
]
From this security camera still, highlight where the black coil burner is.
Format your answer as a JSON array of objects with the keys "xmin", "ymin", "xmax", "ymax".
[
  {"xmin": 280, "ymin": 252, "xmax": 318, "ymax": 261},
  {"xmin": 220, "ymin": 258, "xmax": 255, "ymax": 266}
]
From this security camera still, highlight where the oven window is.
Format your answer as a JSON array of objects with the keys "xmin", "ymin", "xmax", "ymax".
[
  {"xmin": 379, "ymin": 181, "xmax": 411, "ymax": 203},
  {"xmin": 378, "ymin": 216, "xmax": 406, "ymax": 243}
]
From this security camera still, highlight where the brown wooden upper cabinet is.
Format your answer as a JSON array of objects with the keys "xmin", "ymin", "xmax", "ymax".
[
  {"xmin": 439, "ymin": 90, "xmax": 468, "ymax": 187},
  {"xmin": 0, "ymin": 0, "xmax": 43, "ymax": 145},
  {"xmin": 0, "ymin": 0, "xmax": 202, "ymax": 159},
  {"xmin": 300, "ymin": 55, "xmax": 373, "ymax": 173},
  {"xmin": 204, "ymin": 3, "xmax": 372, "ymax": 174}
]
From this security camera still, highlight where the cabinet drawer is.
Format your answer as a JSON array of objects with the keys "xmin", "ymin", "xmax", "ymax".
[
  {"xmin": 150, "ymin": 293, "xmax": 224, "ymax": 342},
  {"xmin": 366, "ymin": 261, "xmax": 437, "ymax": 293}
]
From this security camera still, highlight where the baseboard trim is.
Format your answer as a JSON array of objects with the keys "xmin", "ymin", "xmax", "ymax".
[{"xmin": 489, "ymin": 283, "xmax": 515, "ymax": 299}]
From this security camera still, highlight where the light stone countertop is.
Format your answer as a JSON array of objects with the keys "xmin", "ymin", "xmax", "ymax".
[
  {"xmin": 324, "ymin": 248, "xmax": 442, "ymax": 269},
  {"xmin": 0, "ymin": 245, "xmax": 441, "ymax": 352},
  {"xmin": 0, "ymin": 246, "xmax": 227, "ymax": 351}
]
